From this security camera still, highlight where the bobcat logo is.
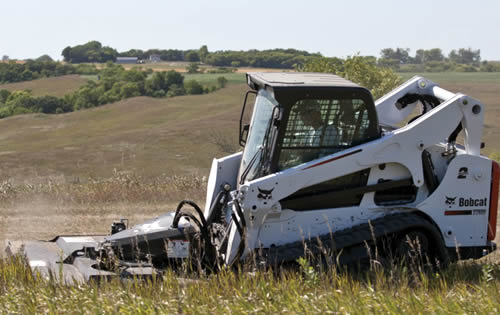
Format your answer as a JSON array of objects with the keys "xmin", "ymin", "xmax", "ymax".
[
  {"xmin": 445, "ymin": 196, "xmax": 456, "ymax": 205},
  {"xmin": 257, "ymin": 187, "xmax": 274, "ymax": 200}
]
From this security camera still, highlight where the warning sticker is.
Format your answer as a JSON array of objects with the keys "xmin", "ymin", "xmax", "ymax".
[{"xmin": 167, "ymin": 240, "xmax": 189, "ymax": 258}]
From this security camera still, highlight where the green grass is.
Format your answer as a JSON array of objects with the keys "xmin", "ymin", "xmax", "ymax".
[
  {"xmin": 80, "ymin": 74, "xmax": 99, "ymax": 81},
  {"xmin": 184, "ymin": 72, "xmax": 246, "ymax": 86},
  {"xmin": 1, "ymin": 255, "xmax": 500, "ymax": 314}
]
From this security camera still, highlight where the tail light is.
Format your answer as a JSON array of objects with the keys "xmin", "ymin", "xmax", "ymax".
[{"xmin": 488, "ymin": 161, "xmax": 499, "ymax": 240}]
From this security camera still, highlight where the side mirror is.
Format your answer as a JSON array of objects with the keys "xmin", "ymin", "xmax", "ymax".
[
  {"xmin": 240, "ymin": 124, "xmax": 249, "ymax": 146},
  {"xmin": 239, "ymin": 90, "xmax": 257, "ymax": 147}
]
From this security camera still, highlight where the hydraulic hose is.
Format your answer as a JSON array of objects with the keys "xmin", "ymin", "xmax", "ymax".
[
  {"xmin": 172, "ymin": 200, "xmax": 215, "ymax": 268},
  {"xmin": 228, "ymin": 200, "xmax": 247, "ymax": 267},
  {"xmin": 171, "ymin": 193, "xmax": 248, "ymax": 270}
]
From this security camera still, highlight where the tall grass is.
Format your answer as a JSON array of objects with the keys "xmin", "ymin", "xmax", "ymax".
[
  {"xmin": 1, "ymin": 254, "xmax": 499, "ymax": 314},
  {"xmin": 0, "ymin": 170, "xmax": 207, "ymax": 205}
]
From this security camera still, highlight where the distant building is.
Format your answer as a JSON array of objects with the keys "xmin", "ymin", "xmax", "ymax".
[
  {"xmin": 149, "ymin": 54, "xmax": 161, "ymax": 63},
  {"xmin": 116, "ymin": 57, "xmax": 138, "ymax": 64}
]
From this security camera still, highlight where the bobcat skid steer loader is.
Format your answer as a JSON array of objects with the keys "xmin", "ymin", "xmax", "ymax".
[{"xmin": 14, "ymin": 73, "xmax": 498, "ymax": 283}]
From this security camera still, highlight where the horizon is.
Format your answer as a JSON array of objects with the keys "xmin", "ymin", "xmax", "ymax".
[{"xmin": 1, "ymin": 0, "xmax": 499, "ymax": 61}]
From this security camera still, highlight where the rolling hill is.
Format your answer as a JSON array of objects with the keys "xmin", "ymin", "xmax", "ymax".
[
  {"xmin": 0, "ymin": 72, "xmax": 499, "ymax": 184},
  {"xmin": 0, "ymin": 84, "xmax": 246, "ymax": 184},
  {"xmin": 0, "ymin": 75, "xmax": 89, "ymax": 97}
]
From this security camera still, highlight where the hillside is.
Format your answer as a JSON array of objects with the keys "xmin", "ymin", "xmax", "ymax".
[
  {"xmin": 0, "ymin": 84, "xmax": 246, "ymax": 184},
  {"xmin": 0, "ymin": 75, "xmax": 88, "ymax": 97},
  {"xmin": 0, "ymin": 74, "xmax": 500, "ymax": 184}
]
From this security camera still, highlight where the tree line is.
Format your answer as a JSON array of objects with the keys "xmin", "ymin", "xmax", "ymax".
[
  {"xmin": 0, "ymin": 59, "xmax": 99, "ymax": 84},
  {"xmin": 378, "ymin": 47, "xmax": 500, "ymax": 72},
  {"xmin": 0, "ymin": 63, "xmax": 227, "ymax": 119},
  {"xmin": 61, "ymin": 42, "xmax": 322, "ymax": 68},
  {"xmin": 60, "ymin": 41, "xmax": 500, "ymax": 72}
]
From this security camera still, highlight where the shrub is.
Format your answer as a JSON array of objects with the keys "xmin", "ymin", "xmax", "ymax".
[
  {"xmin": 299, "ymin": 55, "xmax": 403, "ymax": 99},
  {"xmin": 166, "ymin": 84, "xmax": 185, "ymax": 97},
  {"xmin": 184, "ymin": 80, "xmax": 204, "ymax": 95},
  {"xmin": 217, "ymin": 76, "xmax": 228, "ymax": 88}
]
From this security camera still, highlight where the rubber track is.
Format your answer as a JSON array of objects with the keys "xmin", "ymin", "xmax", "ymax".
[{"xmin": 260, "ymin": 212, "xmax": 448, "ymax": 266}]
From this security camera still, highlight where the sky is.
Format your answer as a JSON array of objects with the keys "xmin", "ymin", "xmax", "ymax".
[{"xmin": 1, "ymin": 0, "xmax": 499, "ymax": 61}]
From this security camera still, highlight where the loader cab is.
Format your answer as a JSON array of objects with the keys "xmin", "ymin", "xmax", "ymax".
[{"xmin": 238, "ymin": 72, "xmax": 380, "ymax": 185}]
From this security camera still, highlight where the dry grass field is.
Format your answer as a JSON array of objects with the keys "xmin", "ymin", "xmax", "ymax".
[
  {"xmin": 1, "ymin": 72, "xmax": 500, "ymax": 313},
  {"xmin": 0, "ymin": 75, "xmax": 88, "ymax": 97},
  {"xmin": 0, "ymin": 85, "xmax": 245, "ymax": 243},
  {"xmin": 0, "ymin": 85, "xmax": 245, "ymax": 182}
]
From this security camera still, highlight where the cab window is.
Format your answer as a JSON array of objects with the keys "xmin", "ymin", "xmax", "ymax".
[{"xmin": 278, "ymin": 97, "xmax": 375, "ymax": 170}]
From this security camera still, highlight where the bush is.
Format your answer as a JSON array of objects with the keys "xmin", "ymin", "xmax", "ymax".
[
  {"xmin": 206, "ymin": 67, "xmax": 236, "ymax": 74},
  {"xmin": 184, "ymin": 80, "xmax": 204, "ymax": 95},
  {"xmin": 424, "ymin": 61, "xmax": 455, "ymax": 72},
  {"xmin": 0, "ymin": 89, "xmax": 11, "ymax": 103},
  {"xmin": 455, "ymin": 64, "xmax": 477, "ymax": 72},
  {"xmin": 480, "ymin": 61, "xmax": 500, "ymax": 72},
  {"xmin": 186, "ymin": 63, "xmax": 200, "ymax": 74},
  {"xmin": 166, "ymin": 84, "xmax": 185, "ymax": 97},
  {"xmin": 299, "ymin": 56, "xmax": 402, "ymax": 99},
  {"xmin": 217, "ymin": 76, "xmax": 228, "ymax": 88}
]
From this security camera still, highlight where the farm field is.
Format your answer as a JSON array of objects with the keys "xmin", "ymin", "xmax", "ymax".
[
  {"xmin": 184, "ymin": 72, "xmax": 246, "ymax": 85},
  {"xmin": 0, "ymin": 71, "xmax": 499, "ymax": 313},
  {"xmin": 0, "ymin": 75, "xmax": 88, "ymax": 97},
  {"xmin": 93, "ymin": 61, "xmax": 280, "ymax": 74}
]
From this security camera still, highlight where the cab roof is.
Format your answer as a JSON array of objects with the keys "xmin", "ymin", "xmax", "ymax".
[{"xmin": 246, "ymin": 72, "xmax": 362, "ymax": 90}]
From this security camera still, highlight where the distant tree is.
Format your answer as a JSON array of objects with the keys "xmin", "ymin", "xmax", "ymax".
[
  {"xmin": 0, "ymin": 89, "xmax": 11, "ymax": 103},
  {"xmin": 165, "ymin": 70, "xmax": 184, "ymax": 86},
  {"xmin": 198, "ymin": 45, "xmax": 209, "ymax": 62},
  {"xmin": 120, "ymin": 49, "xmax": 146, "ymax": 59},
  {"xmin": 186, "ymin": 63, "xmax": 199, "ymax": 74},
  {"xmin": 424, "ymin": 48, "xmax": 444, "ymax": 62},
  {"xmin": 184, "ymin": 80, "xmax": 203, "ymax": 95},
  {"xmin": 217, "ymin": 76, "xmax": 227, "ymax": 88},
  {"xmin": 21, "ymin": 69, "xmax": 33, "ymax": 81},
  {"xmin": 414, "ymin": 49, "xmax": 425, "ymax": 64},
  {"xmin": 120, "ymin": 82, "xmax": 141, "ymax": 98},
  {"xmin": 380, "ymin": 48, "xmax": 410, "ymax": 64},
  {"xmin": 1, "ymin": 55, "xmax": 8, "ymax": 62},
  {"xmin": 449, "ymin": 48, "xmax": 481, "ymax": 65},
  {"xmin": 166, "ymin": 84, "xmax": 186, "ymax": 97},
  {"xmin": 185, "ymin": 51, "xmax": 200, "ymax": 62},
  {"xmin": 61, "ymin": 41, "xmax": 118, "ymax": 63},
  {"xmin": 36, "ymin": 55, "xmax": 54, "ymax": 62},
  {"xmin": 5, "ymin": 90, "xmax": 36, "ymax": 110},
  {"xmin": 34, "ymin": 95, "xmax": 67, "ymax": 113}
]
